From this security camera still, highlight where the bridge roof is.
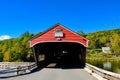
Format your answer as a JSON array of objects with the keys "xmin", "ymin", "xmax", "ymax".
[{"xmin": 30, "ymin": 24, "xmax": 88, "ymax": 47}]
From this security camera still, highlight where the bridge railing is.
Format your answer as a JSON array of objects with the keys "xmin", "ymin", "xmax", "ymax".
[
  {"xmin": 16, "ymin": 63, "xmax": 37, "ymax": 74},
  {"xmin": 86, "ymin": 63, "xmax": 120, "ymax": 80},
  {"xmin": 0, "ymin": 63, "xmax": 37, "ymax": 77}
]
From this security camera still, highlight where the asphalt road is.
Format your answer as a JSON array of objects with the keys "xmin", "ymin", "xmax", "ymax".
[{"xmin": 1, "ymin": 68, "xmax": 98, "ymax": 80}]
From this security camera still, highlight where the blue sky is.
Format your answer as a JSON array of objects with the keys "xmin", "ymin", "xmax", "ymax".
[{"xmin": 0, "ymin": 0, "xmax": 120, "ymax": 39}]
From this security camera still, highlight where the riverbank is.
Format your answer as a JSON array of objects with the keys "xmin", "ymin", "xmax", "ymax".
[{"xmin": 86, "ymin": 55, "xmax": 120, "ymax": 74}]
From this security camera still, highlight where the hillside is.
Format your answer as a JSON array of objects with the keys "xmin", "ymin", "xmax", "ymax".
[
  {"xmin": 85, "ymin": 28, "xmax": 120, "ymax": 56},
  {"xmin": 0, "ymin": 29, "xmax": 120, "ymax": 62},
  {"xmin": 0, "ymin": 32, "xmax": 35, "ymax": 62}
]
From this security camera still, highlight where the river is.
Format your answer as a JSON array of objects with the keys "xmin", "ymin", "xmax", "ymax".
[{"xmin": 86, "ymin": 58, "xmax": 120, "ymax": 74}]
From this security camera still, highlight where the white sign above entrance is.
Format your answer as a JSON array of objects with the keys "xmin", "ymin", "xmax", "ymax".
[{"xmin": 54, "ymin": 28, "xmax": 63, "ymax": 37}]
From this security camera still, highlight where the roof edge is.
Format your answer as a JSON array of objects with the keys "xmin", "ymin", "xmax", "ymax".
[
  {"xmin": 30, "ymin": 23, "xmax": 62, "ymax": 41},
  {"xmin": 30, "ymin": 23, "xmax": 89, "ymax": 41}
]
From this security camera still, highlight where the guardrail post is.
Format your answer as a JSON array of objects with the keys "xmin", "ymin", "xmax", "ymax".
[{"xmin": 17, "ymin": 66, "xmax": 21, "ymax": 75}]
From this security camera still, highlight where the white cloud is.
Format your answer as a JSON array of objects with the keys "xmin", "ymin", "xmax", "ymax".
[{"xmin": 0, "ymin": 35, "xmax": 11, "ymax": 40}]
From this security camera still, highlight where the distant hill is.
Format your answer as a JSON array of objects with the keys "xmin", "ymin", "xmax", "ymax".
[
  {"xmin": 85, "ymin": 28, "xmax": 120, "ymax": 55},
  {"xmin": 0, "ymin": 32, "xmax": 35, "ymax": 62}
]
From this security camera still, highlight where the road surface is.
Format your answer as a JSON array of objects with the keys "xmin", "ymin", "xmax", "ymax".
[{"xmin": 0, "ymin": 68, "xmax": 98, "ymax": 80}]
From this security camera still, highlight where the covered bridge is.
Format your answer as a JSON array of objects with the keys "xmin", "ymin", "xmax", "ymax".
[{"xmin": 30, "ymin": 24, "xmax": 88, "ymax": 68}]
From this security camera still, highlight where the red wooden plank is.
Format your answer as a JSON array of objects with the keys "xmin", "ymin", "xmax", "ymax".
[{"xmin": 30, "ymin": 24, "xmax": 88, "ymax": 47}]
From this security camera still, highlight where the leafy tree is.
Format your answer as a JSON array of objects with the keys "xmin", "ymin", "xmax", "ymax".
[
  {"xmin": 1, "ymin": 44, "xmax": 9, "ymax": 53},
  {"xmin": 77, "ymin": 30, "xmax": 86, "ymax": 37},
  {"xmin": 86, "ymin": 28, "xmax": 120, "ymax": 56},
  {"xmin": 3, "ymin": 49, "xmax": 12, "ymax": 62},
  {"xmin": 111, "ymin": 33, "xmax": 120, "ymax": 55},
  {"xmin": 0, "ymin": 52, "xmax": 3, "ymax": 61}
]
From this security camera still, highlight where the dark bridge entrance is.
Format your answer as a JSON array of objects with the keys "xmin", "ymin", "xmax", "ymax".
[
  {"xmin": 30, "ymin": 24, "xmax": 88, "ymax": 68},
  {"xmin": 33, "ymin": 42, "xmax": 86, "ymax": 68}
]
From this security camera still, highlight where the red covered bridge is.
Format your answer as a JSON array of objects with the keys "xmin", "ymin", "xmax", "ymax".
[{"xmin": 30, "ymin": 24, "xmax": 88, "ymax": 68}]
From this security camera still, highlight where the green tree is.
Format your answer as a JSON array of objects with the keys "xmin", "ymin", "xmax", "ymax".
[
  {"xmin": 111, "ymin": 33, "xmax": 120, "ymax": 55},
  {"xmin": 2, "ymin": 44, "xmax": 9, "ymax": 53},
  {"xmin": 0, "ymin": 52, "xmax": 3, "ymax": 61},
  {"xmin": 77, "ymin": 30, "xmax": 86, "ymax": 37},
  {"xmin": 3, "ymin": 50, "xmax": 12, "ymax": 62}
]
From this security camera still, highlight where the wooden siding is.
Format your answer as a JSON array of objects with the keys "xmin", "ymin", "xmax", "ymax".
[{"xmin": 30, "ymin": 24, "xmax": 88, "ymax": 47}]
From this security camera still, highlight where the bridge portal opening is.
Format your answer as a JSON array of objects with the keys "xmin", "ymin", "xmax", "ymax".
[{"xmin": 33, "ymin": 42, "xmax": 86, "ymax": 68}]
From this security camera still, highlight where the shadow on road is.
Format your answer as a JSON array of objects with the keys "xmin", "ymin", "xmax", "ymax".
[{"xmin": 0, "ymin": 59, "xmax": 85, "ymax": 79}]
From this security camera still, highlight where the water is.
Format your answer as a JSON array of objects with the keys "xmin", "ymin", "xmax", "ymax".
[{"xmin": 86, "ymin": 58, "xmax": 120, "ymax": 74}]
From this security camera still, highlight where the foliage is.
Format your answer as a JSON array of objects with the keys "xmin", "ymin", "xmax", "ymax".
[
  {"xmin": 77, "ymin": 30, "xmax": 86, "ymax": 37},
  {"xmin": 3, "ymin": 50, "xmax": 11, "ymax": 62},
  {"xmin": 85, "ymin": 28, "xmax": 120, "ymax": 56},
  {"xmin": 0, "ymin": 52, "xmax": 3, "ymax": 61},
  {"xmin": 0, "ymin": 32, "xmax": 35, "ymax": 62}
]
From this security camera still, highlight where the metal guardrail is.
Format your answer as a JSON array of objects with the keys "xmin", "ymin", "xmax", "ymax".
[
  {"xmin": 86, "ymin": 63, "xmax": 120, "ymax": 80},
  {"xmin": 0, "ymin": 62, "xmax": 34, "ymax": 70},
  {"xmin": 0, "ymin": 63, "xmax": 37, "ymax": 75},
  {"xmin": 16, "ymin": 63, "xmax": 37, "ymax": 74}
]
